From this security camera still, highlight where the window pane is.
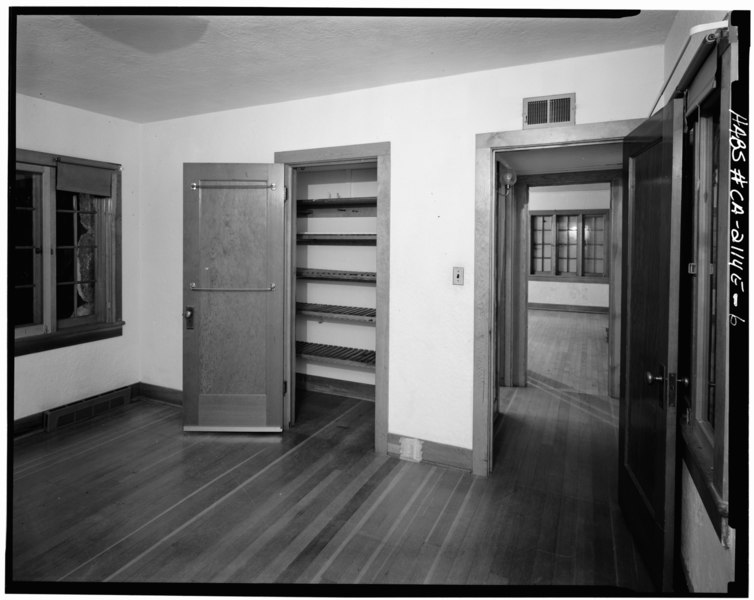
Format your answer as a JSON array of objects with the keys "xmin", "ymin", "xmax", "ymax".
[
  {"xmin": 57, "ymin": 193, "xmax": 99, "ymax": 323},
  {"xmin": 57, "ymin": 284, "xmax": 75, "ymax": 319},
  {"xmin": 57, "ymin": 190, "xmax": 76, "ymax": 211},
  {"xmin": 15, "ymin": 208, "xmax": 34, "ymax": 247},
  {"xmin": 56, "ymin": 248, "xmax": 75, "ymax": 284},
  {"xmin": 583, "ymin": 214, "xmax": 606, "ymax": 276},
  {"xmin": 705, "ymin": 115, "xmax": 721, "ymax": 428},
  {"xmin": 531, "ymin": 214, "xmax": 553, "ymax": 274},
  {"xmin": 15, "ymin": 172, "xmax": 35, "ymax": 207},
  {"xmin": 15, "ymin": 249, "xmax": 35, "ymax": 286},
  {"xmin": 14, "ymin": 169, "xmax": 42, "ymax": 327},
  {"xmin": 56, "ymin": 207, "xmax": 75, "ymax": 246},
  {"xmin": 14, "ymin": 288, "xmax": 35, "ymax": 327},
  {"xmin": 76, "ymin": 286, "xmax": 95, "ymax": 316}
]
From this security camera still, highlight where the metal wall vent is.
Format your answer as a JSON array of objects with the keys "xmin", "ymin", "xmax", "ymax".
[
  {"xmin": 523, "ymin": 93, "xmax": 575, "ymax": 129},
  {"xmin": 43, "ymin": 387, "xmax": 131, "ymax": 432}
]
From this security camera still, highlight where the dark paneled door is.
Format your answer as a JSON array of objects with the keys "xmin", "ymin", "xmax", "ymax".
[
  {"xmin": 183, "ymin": 163, "xmax": 285, "ymax": 432},
  {"xmin": 619, "ymin": 98, "xmax": 683, "ymax": 592}
]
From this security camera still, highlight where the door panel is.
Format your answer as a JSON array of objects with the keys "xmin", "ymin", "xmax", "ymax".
[
  {"xmin": 183, "ymin": 163, "xmax": 285, "ymax": 432},
  {"xmin": 619, "ymin": 99, "xmax": 683, "ymax": 592}
]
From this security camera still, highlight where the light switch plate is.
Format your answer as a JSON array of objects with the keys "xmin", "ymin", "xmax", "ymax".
[{"xmin": 453, "ymin": 267, "xmax": 464, "ymax": 285}]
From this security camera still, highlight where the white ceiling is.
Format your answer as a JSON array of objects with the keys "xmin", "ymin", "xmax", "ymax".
[{"xmin": 15, "ymin": 11, "xmax": 678, "ymax": 123}]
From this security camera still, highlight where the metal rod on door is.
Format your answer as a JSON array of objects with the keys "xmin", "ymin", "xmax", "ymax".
[
  {"xmin": 190, "ymin": 182, "xmax": 277, "ymax": 190},
  {"xmin": 189, "ymin": 282, "xmax": 276, "ymax": 292}
]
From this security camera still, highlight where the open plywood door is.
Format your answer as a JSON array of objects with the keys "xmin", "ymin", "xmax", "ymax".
[
  {"xmin": 183, "ymin": 163, "xmax": 285, "ymax": 431},
  {"xmin": 619, "ymin": 98, "xmax": 683, "ymax": 592}
]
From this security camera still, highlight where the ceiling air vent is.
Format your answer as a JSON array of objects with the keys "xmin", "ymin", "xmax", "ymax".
[{"xmin": 523, "ymin": 93, "xmax": 575, "ymax": 129}]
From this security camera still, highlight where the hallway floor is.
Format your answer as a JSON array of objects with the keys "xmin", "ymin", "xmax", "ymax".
[{"xmin": 10, "ymin": 310, "xmax": 653, "ymax": 592}]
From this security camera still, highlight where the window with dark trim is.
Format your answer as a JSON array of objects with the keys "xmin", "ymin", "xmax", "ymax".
[
  {"xmin": 13, "ymin": 149, "xmax": 123, "ymax": 355},
  {"xmin": 529, "ymin": 209, "xmax": 609, "ymax": 281},
  {"xmin": 678, "ymin": 75, "xmax": 731, "ymax": 540}
]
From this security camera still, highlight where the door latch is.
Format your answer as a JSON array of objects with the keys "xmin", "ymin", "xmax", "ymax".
[{"xmin": 184, "ymin": 306, "xmax": 194, "ymax": 330}]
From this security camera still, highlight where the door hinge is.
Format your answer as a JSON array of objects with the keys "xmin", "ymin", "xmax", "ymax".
[
  {"xmin": 283, "ymin": 381, "xmax": 288, "ymax": 395},
  {"xmin": 688, "ymin": 263, "xmax": 697, "ymax": 275},
  {"xmin": 284, "ymin": 186, "xmax": 288, "ymax": 202}
]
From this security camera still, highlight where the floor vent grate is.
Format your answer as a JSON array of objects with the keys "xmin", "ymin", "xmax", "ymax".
[{"xmin": 43, "ymin": 387, "xmax": 132, "ymax": 432}]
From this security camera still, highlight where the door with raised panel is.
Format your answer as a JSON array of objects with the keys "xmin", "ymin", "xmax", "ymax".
[
  {"xmin": 619, "ymin": 98, "xmax": 683, "ymax": 592},
  {"xmin": 183, "ymin": 163, "xmax": 285, "ymax": 431}
]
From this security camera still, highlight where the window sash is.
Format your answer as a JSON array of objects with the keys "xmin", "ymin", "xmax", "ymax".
[
  {"xmin": 14, "ymin": 163, "xmax": 52, "ymax": 338},
  {"xmin": 529, "ymin": 209, "xmax": 609, "ymax": 280},
  {"xmin": 14, "ymin": 151, "xmax": 122, "ymax": 352}
]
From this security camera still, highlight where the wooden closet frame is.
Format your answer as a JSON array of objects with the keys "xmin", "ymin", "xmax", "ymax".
[{"xmin": 275, "ymin": 142, "xmax": 391, "ymax": 455}]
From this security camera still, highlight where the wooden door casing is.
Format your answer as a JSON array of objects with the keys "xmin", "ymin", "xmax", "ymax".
[
  {"xmin": 619, "ymin": 98, "xmax": 683, "ymax": 592},
  {"xmin": 183, "ymin": 163, "xmax": 285, "ymax": 432}
]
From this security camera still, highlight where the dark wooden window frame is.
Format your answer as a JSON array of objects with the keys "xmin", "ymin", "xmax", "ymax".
[
  {"xmin": 528, "ymin": 208, "xmax": 610, "ymax": 283},
  {"xmin": 678, "ymin": 49, "xmax": 732, "ymax": 540},
  {"xmin": 14, "ymin": 149, "xmax": 123, "ymax": 356}
]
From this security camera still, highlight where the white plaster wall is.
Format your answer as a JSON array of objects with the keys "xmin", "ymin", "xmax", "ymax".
[
  {"xmin": 528, "ymin": 182, "xmax": 611, "ymax": 308},
  {"xmin": 13, "ymin": 96, "xmax": 142, "ymax": 419},
  {"xmin": 529, "ymin": 281, "xmax": 609, "ymax": 308},
  {"xmin": 138, "ymin": 45, "xmax": 663, "ymax": 450},
  {"xmin": 680, "ymin": 462, "xmax": 735, "ymax": 592},
  {"xmin": 528, "ymin": 182, "xmax": 611, "ymax": 211}
]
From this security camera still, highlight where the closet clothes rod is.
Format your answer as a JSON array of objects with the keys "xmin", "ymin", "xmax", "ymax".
[
  {"xmin": 190, "ymin": 282, "xmax": 276, "ymax": 292},
  {"xmin": 190, "ymin": 182, "xmax": 277, "ymax": 190}
]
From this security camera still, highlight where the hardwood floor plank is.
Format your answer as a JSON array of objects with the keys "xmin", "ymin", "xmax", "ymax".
[
  {"xmin": 13, "ymin": 400, "xmax": 175, "ymax": 471},
  {"xmin": 307, "ymin": 461, "xmax": 412, "ymax": 583},
  {"xmin": 253, "ymin": 454, "xmax": 392, "ymax": 582},
  {"xmin": 356, "ymin": 466, "xmax": 440, "ymax": 583},
  {"xmin": 11, "ymin": 313, "xmax": 656, "ymax": 591},
  {"xmin": 276, "ymin": 457, "xmax": 400, "ymax": 583},
  {"xmin": 58, "ymin": 400, "xmax": 369, "ymax": 582},
  {"xmin": 108, "ymin": 402, "xmax": 374, "ymax": 582},
  {"xmin": 376, "ymin": 468, "xmax": 466, "ymax": 584},
  {"xmin": 422, "ymin": 476, "xmax": 485, "ymax": 585}
]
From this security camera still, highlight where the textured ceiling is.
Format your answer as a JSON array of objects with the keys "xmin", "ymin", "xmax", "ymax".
[{"xmin": 15, "ymin": 12, "xmax": 678, "ymax": 123}]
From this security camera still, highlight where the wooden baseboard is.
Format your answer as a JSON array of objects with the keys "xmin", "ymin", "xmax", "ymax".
[
  {"xmin": 528, "ymin": 302, "xmax": 609, "ymax": 314},
  {"xmin": 136, "ymin": 382, "xmax": 184, "ymax": 406},
  {"xmin": 13, "ymin": 413, "xmax": 44, "ymax": 437},
  {"xmin": 387, "ymin": 432, "xmax": 472, "ymax": 471},
  {"xmin": 296, "ymin": 373, "xmax": 375, "ymax": 402}
]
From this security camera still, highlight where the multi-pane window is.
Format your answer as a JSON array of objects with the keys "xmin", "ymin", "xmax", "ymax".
[
  {"xmin": 530, "ymin": 210, "xmax": 608, "ymax": 279},
  {"xmin": 13, "ymin": 167, "xmax": 44, "ymax": 331},
  {"xmin": 556, "ymin": 214, "xmax": 578, "ymax": 275},
  {"xmin": 530, "ymin": 215, "xmax": 552, "ymax": 273},
  {"xmin": 56, "ymin": 192, "xmax": 98, "ymax": 326},
  {"xmin": 13, "ymin": 150, "xmax": 122, "ymax": 355}
]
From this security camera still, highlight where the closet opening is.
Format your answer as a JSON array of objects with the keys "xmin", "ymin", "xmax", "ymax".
[
  {"xmin": 291, "ymin": 162, "xmax": 378, "ymax": 432},
  {"xmin": 275, "ymin": 142, "xmax": 391, "ymax": 455}
]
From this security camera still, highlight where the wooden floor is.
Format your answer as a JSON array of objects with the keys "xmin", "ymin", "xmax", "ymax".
[{"xmin": 10, "ymin": 310, "xmax": 653, "ymax": 593}]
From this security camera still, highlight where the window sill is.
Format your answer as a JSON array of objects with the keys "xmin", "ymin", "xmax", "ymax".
[
  {"xmin": 680, "ymin": 422, "xmax": 730, "ymax": 542},
  {"xmin": 528, "ymin": 275, "xmax": 609, "ymax": 284},
  {"xmin": 14, "ymin": 321, "xmax": 125, "ymax": 356}
]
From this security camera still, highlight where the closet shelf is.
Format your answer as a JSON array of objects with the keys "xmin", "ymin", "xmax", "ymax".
[
  {"xmin": 296, "ymin": 341, "xmax": 376, "ymax": 368},
  {"xmin": 297, "ymin": 268, "xmax": 376, "ymax": 283},
  {"xmin": 297, "ymin": 196, "xmax": 377, "ymax": 210},
  {"xmin": 297, "ymin": 302, "xmax": 376, "ymax": 323},
  {"xmin": 297, "ymin": 233, "xmax": 376, "ymax": 245}
]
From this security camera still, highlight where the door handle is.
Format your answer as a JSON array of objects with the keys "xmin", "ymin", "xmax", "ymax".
[
  {"xmin": 645, "ymin": 371, "xmax": 664, "ymax": 385},
  {"xmin": 184, "ymin": 306, "xmax": 194, "ymax": 330}
]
